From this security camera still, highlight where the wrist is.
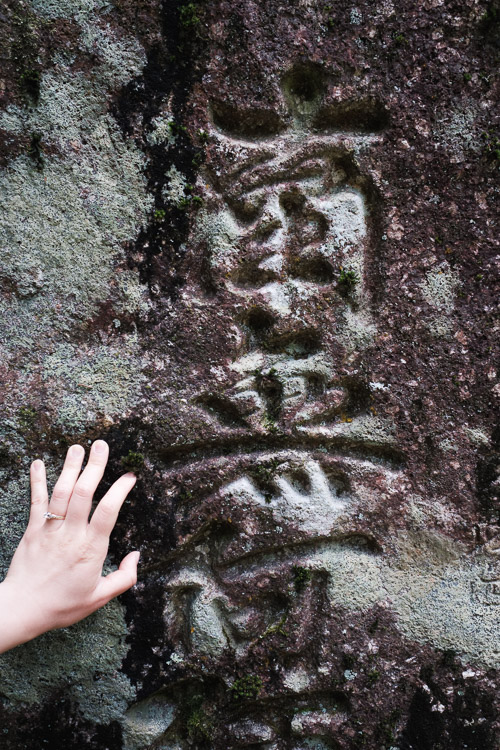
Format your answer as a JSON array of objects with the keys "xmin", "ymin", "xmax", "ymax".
[{"xmin": 0, "ymin": 578, "xmax": 48, "ymax": 652}]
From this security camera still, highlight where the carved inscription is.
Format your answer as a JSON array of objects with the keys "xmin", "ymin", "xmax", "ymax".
[
  {"xmin": 129, "ymin": 81, "xmax": 405, "ymax": 749},
  {"xmin": 198, "ymin": 148, "xmax": 380, "ymax": 443}
]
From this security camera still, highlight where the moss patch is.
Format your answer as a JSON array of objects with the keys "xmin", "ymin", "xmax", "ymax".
[{"xmin": 230, "ymin": 675, "xmax": 263, "ymax": 701}]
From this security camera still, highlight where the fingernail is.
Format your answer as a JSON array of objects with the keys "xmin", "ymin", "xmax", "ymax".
[
  {"xmin": 93, "ymin": 440, "xmax": 107, "ymax": 454},
  {"xmin": 69, "ymin": 444, "xmax": 84, "ymax": 457},
  {"xmin": 32, "ymin": 459, "xmax": 43, "ymax": 473},
  {"xmin": 134, "ymin": 551, "xmax": 140, "ymax": 564}
]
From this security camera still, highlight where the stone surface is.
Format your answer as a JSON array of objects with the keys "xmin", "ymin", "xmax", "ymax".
[{"xmin": 0, "ymin": 0, "xmax": 499, "ymax": 748}]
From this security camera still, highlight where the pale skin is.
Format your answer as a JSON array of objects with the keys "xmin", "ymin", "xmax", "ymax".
[{"xmin": 0, "ymin": 440, "xmax": 139, "ymax": 654}]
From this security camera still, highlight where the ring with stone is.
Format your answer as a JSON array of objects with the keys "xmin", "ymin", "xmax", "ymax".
[{"xmin": 43, "ymin": 512, "xmax": 66, "ymax": 520}]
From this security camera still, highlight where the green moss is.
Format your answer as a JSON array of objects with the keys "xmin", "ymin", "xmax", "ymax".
[
  {"xmin": 337, "ymin": 267, "xmax": 359, "ymax": 296},
  {"xmin": 178, "ymin": 691, "xmax": 214, "ymax": 743},
  {"xmin": 481, "ymin": 129, "xmax": 500, "ymax": 163},
  {"xmin": 17, "ymin": 406, "xmax": 38, "ymax": 429},
  {"xmin": 121, "ymin": 451, "xmax": 145, "ymax": 473},
  {"xmin": 177, "ymin": 196, "xmax": 191, "ymax": 210},
  {"xmin": 177, "ymin": 194, "xmax": 203, "ymax": 210},
  {"xmin": 292, "ymin": 565, "xmax": 312, "ymax": 592},
  {"xmin": 463, "ymin": 72, "xmax": 472, "ymax": 82},
  {"xmin": 186, "ymin": 707, "xmax": 214, "ymax": 741},
  {"xmin": 178, "ymin": 486, "xmax": 194, "ymax": 501},
  {"xmin": 324, "ymin": 5, "xmax": 335, "ymax": 28},
  {"xmin": 179, "ymin": 2, "xmax": 201, "ymax": 27},
  {"xmin": 484, "ymin": 2, "xmax": 499, "ymax": 21},
  {"xmin": 376, "ymin": 709, "xmax": 401, "ymax": 745},
  {"xmin": 393, "ymin": 32, "xmax": 408, "ymax": 46},
  {"xmin": 263, "ymin": 416, "xmax": 281, "ymax": 434},
  {"xmin": 367, "ymin": 669, "xmax": 380, "ymax": 685},
  {"xmin": 168, "ymin": 121, "xmax": 188, "ymax": 135},
  {"xmin": 260, "ymin": 611, "xmax": 288, "ymax": 639},
  {"xmin": 230, "ymin": 675, "xmax": 263, "ymax": 701},
  {"xmin": 480, "ymin": 0, "xmax": 500, "ymax": 31},
  {"xmin": 478, "ymin": 70, "xmax": 492, "ymax": 86},
  {"xmin": 154, "ymin": 208, "xmax": 166, "ymax": 221},
  {"xmin": 250, "ymin": 458, "xmax": 280, "ymax": 502}
]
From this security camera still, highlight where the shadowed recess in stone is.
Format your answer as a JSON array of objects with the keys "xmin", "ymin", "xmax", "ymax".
[
  {"xmin": 194, "ymin": 394, "xmax": 250, "ymax": 429},
  {"xmin": 211, "ymin": 100, "xmax": 287, "ymax": 139},
  {"xmin": 281, "ymin": 61, "xmax": 328, "ymax": 104},
  {"xmin": 313, "ymin": 98, "xmax": 390, "ymax": 133}
]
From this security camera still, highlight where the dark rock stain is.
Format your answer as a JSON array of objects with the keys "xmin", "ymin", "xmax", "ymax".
[{"xmin": 112, "ymin": 0, "xmax": 209, "ymax": 303}]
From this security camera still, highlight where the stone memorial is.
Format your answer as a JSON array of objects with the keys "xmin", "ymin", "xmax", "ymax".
[{"xmin": 0, "ymin": 0, "xmax": 498, "ymax": 747}]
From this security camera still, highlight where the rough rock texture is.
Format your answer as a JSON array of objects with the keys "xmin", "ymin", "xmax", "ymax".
[{"xmin": 0, "ymin": 0, "xmax": 499, "ymax": 748}]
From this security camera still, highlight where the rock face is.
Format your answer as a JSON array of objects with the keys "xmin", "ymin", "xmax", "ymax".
[{"xmin": 0, "ymin": 0, "xmax": 499, "ymax": 748}]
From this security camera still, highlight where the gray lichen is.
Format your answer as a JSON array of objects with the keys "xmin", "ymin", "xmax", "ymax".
[{"xmin": 0, "ymin": 597, "xmax": 135, "ymax": 724}]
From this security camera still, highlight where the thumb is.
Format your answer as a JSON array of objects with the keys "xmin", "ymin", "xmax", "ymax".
[{"xmin": 95, "ymin": 551, "xmax": 140, "ymax": 604}]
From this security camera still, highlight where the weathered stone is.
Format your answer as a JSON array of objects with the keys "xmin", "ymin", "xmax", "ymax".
[{"xmin": 0, "ymin": 0, "xmax": 498, "ymax": 748}]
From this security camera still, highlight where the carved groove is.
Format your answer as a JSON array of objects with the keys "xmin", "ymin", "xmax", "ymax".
[
  {"xmin": 211, "ymin": 100, "xmax": 287, "ymax": 139},
  {"xmin": 195, "ymin": 394, "xmax": 249, "ymax": 428},
  {"xmin": 313, "ymin": 98, "xmax": 390, "ymax": 133}
]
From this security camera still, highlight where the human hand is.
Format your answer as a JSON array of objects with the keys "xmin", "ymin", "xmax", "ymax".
[{"xmin": 0, "ymin": 440, "xmax": 139, "ymax": 653}]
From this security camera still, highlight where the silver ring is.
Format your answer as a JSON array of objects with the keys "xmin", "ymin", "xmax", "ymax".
[{"xmin": 43, "ymin": 512, "xmax": 66, "ymax": 520}]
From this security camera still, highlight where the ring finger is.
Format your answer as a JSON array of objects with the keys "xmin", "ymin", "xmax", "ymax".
[{"xmin": 47, "ymin": 444, "xmax": 85, "ymax": 522}]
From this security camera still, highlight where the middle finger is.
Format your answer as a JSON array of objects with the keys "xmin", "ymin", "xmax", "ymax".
[
  {"xmin": 47, "ymin": 444, "xmax": 85, "ymax": 520},
  {"xmin": 65, "ymin": 440, "xmax": 109, "ymax": 528}
]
